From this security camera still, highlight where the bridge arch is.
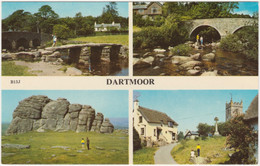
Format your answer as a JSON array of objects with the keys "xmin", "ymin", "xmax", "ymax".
[
  {"xmin": 232, "ymin": 25, "xmax": 254, "ymax": 34},
  {"xmin": 17, "ymin": 38, "xmax": 29, "ymax": 49},
  {"xmin": 33, "ymin": 38, "xmax": 41, "ymax": 48},
  {"xmin": 190, "ymin": 25, "xmax": 221, "ymax": 42},
  {"xmin": 2, "ymin": 39, "xmax": 12, "ymax": 50}
]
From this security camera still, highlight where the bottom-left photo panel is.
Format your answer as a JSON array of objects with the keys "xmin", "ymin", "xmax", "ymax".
[{"xmin": 1, "ymin": 90, "xmax": 129, "ymax": 164}]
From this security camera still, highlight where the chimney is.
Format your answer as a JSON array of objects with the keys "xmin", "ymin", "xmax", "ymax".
[
  {"xmin": 134, "ymin": 99, "xmax": 139, "ymax": 111},
  {"xmin": 94, "ymin": 22, "xmax": 96, "ymax": 26},
  {"xmin": 112, "ymin": 21, "xmax": 115, "ymax": 25}
]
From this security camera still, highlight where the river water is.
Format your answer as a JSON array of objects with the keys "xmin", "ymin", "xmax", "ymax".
[{"xmin": 134, "ymin": 46, "xmax": 258, "ymax": 76}]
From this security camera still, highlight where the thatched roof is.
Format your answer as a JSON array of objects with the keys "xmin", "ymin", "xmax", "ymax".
[
  {"xmin": 138, "ymin": 106, "xmax": 178, "ymax": 125},
  {"xmin": 244, "ymin": 95, "xmax": 258, "ymax": 120}
]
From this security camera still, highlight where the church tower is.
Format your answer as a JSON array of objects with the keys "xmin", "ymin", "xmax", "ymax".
[{"xmin": 226, "ymin": 97, "xmax": 243, "ymax": 121}]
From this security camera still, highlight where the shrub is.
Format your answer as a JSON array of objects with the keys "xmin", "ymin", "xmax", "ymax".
[
  {"xmin": 220, "ymin": 34, "xmax": 243, "ymax": 52},
  {"xmin": 53, "ymin": 24, "xmax": 75, "ymax": 39},
  {"xmin": 170, "ymin": 44, "xmax": 192, "ymax": 56},
  {"xmin": 133, "ymin": 127, "xmax": 141, "ymax": 151}
]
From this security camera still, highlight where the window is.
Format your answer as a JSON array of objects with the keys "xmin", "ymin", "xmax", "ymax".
[
  {"xmin": 138, "ymin": 9, "xmax": 144, "ymax": 14},
  {"xmin": 168, "ymin": 121, "xmax": 173, "ymax": 127},
  {"xmin": 160, "ymin": 120, "xmax": 163, "ymax": 127},
  {"xmin": 139, "ymin": 116, "xmax": 142, "ymax": 123},
  {"xmin": 154, "ymin": 129, "xmax": 156, "ymax": 136},
  {"xmin": 141, "ymin": 128, "xmax": 144, "ymax": 135},
  {"xmin": 151, "ymin": 7, "xmax": 157, "ymax": 14}
]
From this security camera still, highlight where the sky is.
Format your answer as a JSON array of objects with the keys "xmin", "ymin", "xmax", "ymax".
[
  {"xmin": 233, "ymin": 2, "xmax": 259, "ymax": 16},
  {"xmin": 2, "ymin": 2, "xmax": 128, "ymax": 19},
  {"xmin": 2, "ymin": 90, "xmax": 128, "ymax": 123},
  {"xmin": 134, "ymin": 90, "xmax": 258, "ymax": 133}
]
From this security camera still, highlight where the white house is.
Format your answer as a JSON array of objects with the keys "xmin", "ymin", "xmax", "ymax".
[
  {"xmin": 94, "ymin": 22, "xmax": 121, "ymax": 32},
  {"xmin": 184, "ymin": 130, "xmax": 200, "ymax": 140},
  {"xmin": 133, "ymin": 100, "xmax": 178, "ymax": 144}
]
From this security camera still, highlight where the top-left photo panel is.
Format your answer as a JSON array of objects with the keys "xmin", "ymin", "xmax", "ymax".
[{"xmin": 2, "ymin": 1, "xmax": 129, "ymax": 76}]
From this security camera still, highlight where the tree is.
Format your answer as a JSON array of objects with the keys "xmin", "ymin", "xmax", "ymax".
[
  {"xmin": 226, "ymin": 115, "xmax": 257, "ymax": 164},
  {"xmin": 133, "ymin": 127, "xmax": 141, "ymax": 151},
  {"xmin": 178, "ymin": 131, "xmax": 184, "ymax": 141},
  {"xmin": 2, "ymin": 10, "xmax": 33, "ymax": 31},
  {"xmin": 34, "ymin": 5, "xmax": 59, "ymax": 33},
  {"xmin": 53, "ymin": 24, "xmax": 74, "ymax": 39},
  {"xmin": 197, "ymin": 123, "xmax": 213, "ymax": 136},
  {"xmin": 98, "ymin": 2, "xmax": 119, "ymax": 23}
]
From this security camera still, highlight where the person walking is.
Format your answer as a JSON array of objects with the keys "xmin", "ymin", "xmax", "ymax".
[
  {"xmin": 86, "ymin": 137, "xmax": 90, "ymax": 150},
  {"xmin": 196, "ymin": 144, "xmax": 201, "ymax": 156},
  {"xmin": 52, "ymin": 33, "xmax": 57, "ymax": 47},
  {"xmin": 81, "ymin": 138, "xmax": 85, "ymax": 149},
  {"xmin": 200, "ymin": 36, "xmax": 203, "ymax": 45}
]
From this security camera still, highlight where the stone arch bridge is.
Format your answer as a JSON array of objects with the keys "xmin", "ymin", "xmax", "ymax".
[
  {"xmin": 2, "ymin": 32, "xmax": 51, "ymax": 50},
  {"xmin": 187, "ymin": 18, "xmax": 257, "ymax": 38}
]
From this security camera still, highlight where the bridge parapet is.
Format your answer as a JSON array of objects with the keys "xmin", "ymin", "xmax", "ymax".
[{"xmin": 186, "ymin": 18, "xmax": 257, "ymax": 38}]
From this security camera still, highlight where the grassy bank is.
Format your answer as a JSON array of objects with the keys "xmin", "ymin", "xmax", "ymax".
[
  {"xmin": 2, "ymin": 130, "xmax": 128, "ymax": 164},
  {"xmin": 70, "ymin": 34, "xmax": 128, "ymax": 46},
  {"xmin": 171, "ymin": 136, "xmax": 232, "ymax": 164},
  {"xmin": 133, "ymin": 147, "xmax": 157, "ymax": 164},
  {"xmin": 2, "ymin": 61, "xmax": 34, "ymax": 76}
]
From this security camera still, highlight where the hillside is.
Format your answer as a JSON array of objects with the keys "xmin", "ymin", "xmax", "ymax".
[
  {"xmin": 2, "ymin": 130, "xmax": 128, "ymax": 164},
  {"xmin": 171, "ymin": 136, "xmax": 234, "ymax": 164}
]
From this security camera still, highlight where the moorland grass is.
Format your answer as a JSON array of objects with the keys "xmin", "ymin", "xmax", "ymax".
[
  {"xmin": 2, "ymin": 130, "xmax": 128, "ymax": 164},
  {"xmin": 171, "ymin": 136, "xmax": 232, "ymax": 164},
  {"xmin": 69, "ymin": 34, "xmax": 128, "ymax": 46},
  {"xmin": 2, "ymin": 61, "xmax": 35, "ymax": 76},
  {"xmin": 133, "ymin": 147, "xmax": 157, "ymax": 164}
]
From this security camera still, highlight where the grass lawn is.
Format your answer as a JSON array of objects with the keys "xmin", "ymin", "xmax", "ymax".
[
  {"xmin": 171, "ymin": 137, "xmax": 232, "ymax": 164},
  {"xmin": 133, "ymin": 147, "xmax": 157, "ymax": 164},
  {"xmin": 69, "ymin": 34, "xmax": 128, "ymax": 46},
  {"xmin": 2, "ymin": 130, "xmax": 128, "ymax": 164},
  {"xmin": 2, "ymin": 61, "xmax": 35, "ymax": 76},
  {"xmin": 133, "ymin": 26, "xmax": 142, "ymax": 32}
]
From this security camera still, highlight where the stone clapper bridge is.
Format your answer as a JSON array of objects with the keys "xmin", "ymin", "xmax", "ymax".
[{"xmin": 45, "ymin": 43, "xmax": 122, "ymax": 64}]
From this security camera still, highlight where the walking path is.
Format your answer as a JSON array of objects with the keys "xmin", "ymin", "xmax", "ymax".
[{"xmin": 154, "ymin": 143, "xmax": 178, "ymax": 164}]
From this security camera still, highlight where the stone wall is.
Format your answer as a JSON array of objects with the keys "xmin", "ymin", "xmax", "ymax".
[{"xmin": 6, "ymin": 95, "xmax": 114, "ymax": 135}]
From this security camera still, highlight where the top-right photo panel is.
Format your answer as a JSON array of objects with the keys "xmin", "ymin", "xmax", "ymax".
[{"xmin": 133, "ymin": 2, "xmax": 258, "ymax": 76}]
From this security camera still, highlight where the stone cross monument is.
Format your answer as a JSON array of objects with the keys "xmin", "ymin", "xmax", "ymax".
[{"xmin": 214, "ymin": 117, "xmax": 220, "ymax": 136}]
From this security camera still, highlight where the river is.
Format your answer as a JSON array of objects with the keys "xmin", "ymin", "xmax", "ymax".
[{"xmin": 134, "ymin": 46, "xmax": 258, "ymax": 76}]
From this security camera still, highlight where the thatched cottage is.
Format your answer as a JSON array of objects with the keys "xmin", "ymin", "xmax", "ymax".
[{"xmin": 133, "ymin": 100, "xmax": 178, "ymax": 145}]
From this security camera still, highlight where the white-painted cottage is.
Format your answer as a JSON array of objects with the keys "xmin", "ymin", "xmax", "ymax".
[
  {"xmin": 133, "ymin": 100, "xmax": 178, "ymax": 144},
  {"xmin": 94, "ymin": 22, "xmax": 121, "ymax": 32}
]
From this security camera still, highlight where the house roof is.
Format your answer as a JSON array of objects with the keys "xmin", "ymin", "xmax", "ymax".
[
  {"xmin": 138, "ymin": 106, "xmax": 178, "ymax": 125},
  {"xmin": 95, "ymin": 23, "xmax": 121, "ymax": 28},
  {"xmin": 244, "ymin": 94, "xmax": 258, "ymax": 120},
  {"xmin": 184, "ymin": 130, "xmax": 199, "ymax": 138},
  {"xmin": 133, "ymin": 2, "xmax": 163, "ymax": 10}
]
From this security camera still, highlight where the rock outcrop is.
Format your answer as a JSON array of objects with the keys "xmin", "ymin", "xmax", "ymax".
[{"xmin": 6, "ymin": 95, "xmax": 114, "ymax": 135}]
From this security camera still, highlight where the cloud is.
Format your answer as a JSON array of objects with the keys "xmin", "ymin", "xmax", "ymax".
[{"xmin": 233, "ymin": 10, "xmax": 253, "ymax": 16}]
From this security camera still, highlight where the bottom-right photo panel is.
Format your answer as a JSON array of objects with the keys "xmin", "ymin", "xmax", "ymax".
[{"xmin": 133, "ymin": 90, "xmax": 258, "ymax": 164}]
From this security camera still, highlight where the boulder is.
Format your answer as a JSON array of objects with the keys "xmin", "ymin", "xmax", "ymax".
[
  {"xmin": 15, "ymin": 52, "xmax": 35, "ymax": 61},
  {"xmin": 2, "ymin": 144, "xmax": 30, "ymax": 149},
  {"xmin": 153, "ymin": 48, "xmax": 166, "ymax": 53},
  {"xmin": 201, "ymin": 70, "xmax": 218, "ymax": 76},
  {"xmin": 143, "ymin": 52, "xmax": 153, "ymax": 58},
  {"xmin": 6, "ymin": 95, "xmax": 114, "ymax": 134},
  {"xmin": 156, "ymin": 54, "xmax": 165, "ymax": 58},
  {"xmin": 100, "ymin": 118, "xmax": 114, "ymax": 133},
  {"xmin": 172, "ymin": 56, "xmax": 193, "ymax": 65},
  {"xmin": 133, "ymin": 57, "xmax": 154, "ymax": 69},
  {"xmin": 179, "ymin": 61, "xmax": 202, "ymax": 70},
  {"xmin": 202, "ymin": 53, "xmax": 215, "ymax": 62},
  {"xmin": 133, "ymin": 53, "xmax": 140, "ymax": 58},
  {"xmin": 187, "ymin": 69, "xmax": 200, "ymax": 76},
  {"xmin": 2, "ymin": 53, "xmax": 14, "ymax": 61},
  {"xmin": 40, "ymin": 50, "xmax": 53, "ymax": 55},
  {"xmin": 66, "ymin": 67, "xmax": 82, "ymax": 76},
  {"xmin": 190, "ymin": 53, "xmax": 200, "ymax": 60}
]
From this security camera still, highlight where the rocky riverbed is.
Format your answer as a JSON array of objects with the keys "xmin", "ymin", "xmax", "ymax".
[{"xmin": 133, "ymin": 41, "xmax": 258, "ymax": 76}]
